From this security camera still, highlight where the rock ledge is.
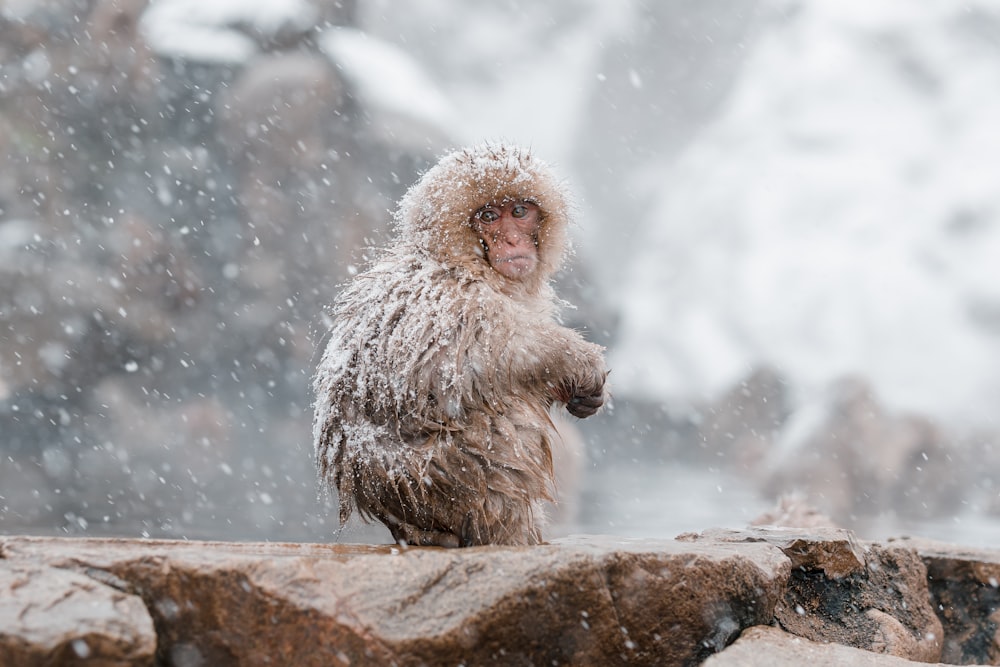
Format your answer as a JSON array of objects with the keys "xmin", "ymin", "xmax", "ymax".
[{"xmin": 1, "ymin": 529, "xmax": 997, "ymax": 666}]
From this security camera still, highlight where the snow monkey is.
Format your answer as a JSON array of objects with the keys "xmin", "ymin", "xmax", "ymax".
[{"xmin": 313, "ymin": 142, "xmax": 608, "ymax": 547}]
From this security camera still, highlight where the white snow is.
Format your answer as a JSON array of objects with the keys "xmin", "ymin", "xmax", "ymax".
[
  {"xmin": 612, "ymin": 0, "xmax": 1000, "ymax": 428},
  {"xmin": 317, "ymin": 27, "xmax": 457, "ymax": 129},
  {"xmin": 141, "ymin": 0, "xmax": 317, "ymax": 63},
  {"xmin": 356, "ymin": 0, "xmax": 633, "ymax": 161}
]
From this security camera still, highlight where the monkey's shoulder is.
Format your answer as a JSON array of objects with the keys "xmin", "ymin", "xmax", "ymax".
[{"xmin": 341, "ymin": 253, "xmax": 537, "ymax": 322}]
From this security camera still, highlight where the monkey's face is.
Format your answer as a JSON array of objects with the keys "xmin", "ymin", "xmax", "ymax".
[{"xmin": 470, "ymin": 200, "xmax": 542, "ymax": 281}]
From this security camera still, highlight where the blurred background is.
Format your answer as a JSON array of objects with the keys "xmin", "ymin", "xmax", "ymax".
[{"xmin": 3, "ymin": 0, "xmax": 1000, "ymax": 546}]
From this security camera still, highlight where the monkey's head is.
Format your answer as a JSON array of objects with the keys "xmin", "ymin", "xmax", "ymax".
[{"xmin": 394, "ymin": 142, "xmax": 572, "ymax": 296}]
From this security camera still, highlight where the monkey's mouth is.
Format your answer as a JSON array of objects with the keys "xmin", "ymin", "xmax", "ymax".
[{"xmin": 492, "ymin": 255, "xmax": 536, "ymax": 278}]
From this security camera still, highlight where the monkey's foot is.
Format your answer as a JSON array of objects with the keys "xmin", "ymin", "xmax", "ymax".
[{"xmin": 388, "ymin": 520, "xmax": 461, "ymax": 548}]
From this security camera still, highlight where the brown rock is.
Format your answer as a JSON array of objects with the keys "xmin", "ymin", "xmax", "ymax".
[
  {"xmin": 751, "ymin": 494, "xmax": 843, "ymax": 531},
  {"xmin": 762, "ymin": 376, "xmax": 958, "ymax": 523},
  {"xmin": 12, "ymin": 530, "xmax": 995, "ymax": 666},
  {"xmin": 686, "ymin": 526, "xmax": 868, "ymax": 579},
  {"xmin": 695, "ymin": 366, "xmax": 791, "ymax": 467},
  {"xmin": 0, "ymin": 560, "xmax": 156, "ymax": 666},
  {"xmin": 217, "ymin": 52, "xmax": 346, "ymax": 178},
  {"xmin": 684, "ymin": 527, "xmax": 943, "ymax": 662},
  {"xmin": 703, "ymin": 625, "xmax": 952, "ymax": 667},
  {"xmin": 0, "ymin": 534, "xmax": 789, "ymax": 667},
  {"xmin": 903, "ymin": 537, "xmax": 1000, "ymax": 665}
]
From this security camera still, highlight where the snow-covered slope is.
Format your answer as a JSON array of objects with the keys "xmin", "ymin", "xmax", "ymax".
[
  {"xmin": 141, "ymin": 0, "xmax": 317, "ymax": 63},
  {"xmin": 613, "ymin": 1, "xmax": 1000, "ymax": 427}
]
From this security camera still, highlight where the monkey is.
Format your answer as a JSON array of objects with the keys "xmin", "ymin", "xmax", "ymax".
[{"xmin": 312, "ymin": 142, "xmax": 608, "ymax": 547}]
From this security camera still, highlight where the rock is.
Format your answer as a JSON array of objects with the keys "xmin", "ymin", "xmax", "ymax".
[
  {"xmin": 683, "ymin": 527, "xmax": 943, "ymax": 662},
  {"xmin": 762, "ymin": 376, "xmax": 959, "ymax": 523},
  {"xmin": 0, "ymin": 534, "xmax": 789, "ymax": 666},
  {"xmin": 0, "ymin": 560, "xmax": 156, "ymax": 666},
  {"xmin": 703, "ymin": 625, "xmax": 951, "ymax": 666},
  {"xmin": 694, "ymin": 366, "xmax": 792, "ymax": 468},
  {"xmin": 751, "ymin": 493, "xmax": 842, "ymax": 531},
  {"xmin": 902, "ymin": 537, "xmax": 1000, "ymax": 665},
  {"xmin": 11, "ymin": 529, "xmax": 1000, "ymax": 666}
]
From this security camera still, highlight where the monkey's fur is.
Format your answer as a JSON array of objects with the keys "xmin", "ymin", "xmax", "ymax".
[{"xmin": 313, "ymin": 143, "xmax": 608, "ymax": 547}]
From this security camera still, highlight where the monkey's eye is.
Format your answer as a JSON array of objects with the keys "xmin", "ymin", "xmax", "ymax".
[
  {"xmin": 476, "ymin": 209, "xmax": 500, "ymax": 224},
  {"xmin": 511, "ymin": 204, "xmax": 528, "ymax": 218}
]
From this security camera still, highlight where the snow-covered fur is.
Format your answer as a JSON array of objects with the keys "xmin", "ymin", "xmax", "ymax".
[
  {"xmin": 394, "ymin": 142, "xmax": 572, "ymax": 301},
  {"xmin": 313, "ymin": 142, "xmax": 606, "ymax": 546}
]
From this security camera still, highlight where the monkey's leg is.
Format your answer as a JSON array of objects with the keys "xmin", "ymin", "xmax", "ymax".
[{"xmin": 387, "ymin": 518, "xmax": 461, "ymax": 548}]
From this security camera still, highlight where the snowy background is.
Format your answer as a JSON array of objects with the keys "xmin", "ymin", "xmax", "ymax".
[{"xmin": 3, "ymin": 0, "xmax": 1000, "ymax": 546}]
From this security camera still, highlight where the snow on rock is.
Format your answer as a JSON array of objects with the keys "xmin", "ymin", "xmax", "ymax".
[
  {"xmin": 318, "ymin": 27, "xmax": 457, "ymax": 130},
  {"xmin": 613, "ymin": 0, "xmax": 1000, "ymax": 427},
  {"xmin": 0, "ymin": 560, "xmax": 157, "ymax": 665},
  {"xmin": 141, "ymin": 0, "xmax": 317, "ymax": 63},
  {"xmin": 355, "ymin": 0, "xmax": 631, "ymax": 159}
]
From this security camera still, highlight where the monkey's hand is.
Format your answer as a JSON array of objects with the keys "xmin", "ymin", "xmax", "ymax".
[{"xmin": 564, "ymin": 368, "xmax": 609, "ymax": 419}]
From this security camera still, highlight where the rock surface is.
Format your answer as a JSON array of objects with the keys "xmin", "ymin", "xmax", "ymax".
[
  {"xmin": 901, "ymin": 537, "xmax": 1000, "ymax": 665},
  {"xmin": 1, "ymin": 529, "xmax": 998, "ymax": 666},
  {"xmin": 703, "ymin": 626, "xmax": 951, "ymax": 667},
  {"xmin": 1, "ymin": 533, "xmax": 788, "ymax": 666},
  {"xmin": 683, "ymin": 528, "xmax": 943, "ymax": 662},
  {"xmin": 0, "ymin": 560, "xmax": 155, "ymax": 666}
]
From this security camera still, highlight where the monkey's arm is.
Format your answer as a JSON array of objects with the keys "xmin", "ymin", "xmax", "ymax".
[
  {"xmin": 494, "ymin": 315, "xmax": 608, "ymax": 418},
  {"xmin": 546, "ymin": 331, "xmax": 608, "ymax": 418}
]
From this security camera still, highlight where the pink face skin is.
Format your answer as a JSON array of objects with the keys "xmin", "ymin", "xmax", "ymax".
[{"xmin": 471, "ymin": 200, "xmax": 542, "ymax": 281}]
